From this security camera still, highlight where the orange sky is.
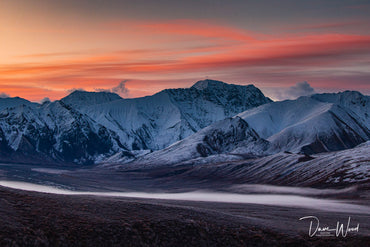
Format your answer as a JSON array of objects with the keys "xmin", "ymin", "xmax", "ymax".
[{"xmin": 1, "ymin": 1, "xmax": 370, "ymax": 101}]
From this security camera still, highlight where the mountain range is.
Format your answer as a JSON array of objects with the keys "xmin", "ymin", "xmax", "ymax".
[
  {"xmin": 0, "ymin": 79, "xmax": 368, "ymax": 166},
  {"xmin": 0, "ymin": 80, "xmax": 272, "ymax": 164}
]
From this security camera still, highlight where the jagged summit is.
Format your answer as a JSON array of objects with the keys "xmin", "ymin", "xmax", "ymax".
[
  {"xmin": 192, "ymin": 79, "xmax": 227, "ymax": 90},
  {"xmin": 310, "ymin": 90, "xmax": 368, "ymax": 107},
  {"xmin": 310, "ymin": 90, "xmax": 369, "ymax": 129},
  {"xmin": 312, "ymin": 90, "xmax": 365, "ymax": 99},
  {"xmin": 61, "ymin": 90, "xmax": 122, "ymax": 106},
  {"xmin": 191, "ymin": 79, "xmax": 257, "ymax": 91},
  {"xmin": 0, "ymin": 97, "xmax": 36, "ymax": 111}
]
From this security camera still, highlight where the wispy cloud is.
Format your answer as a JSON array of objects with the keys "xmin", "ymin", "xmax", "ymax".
[
  {"xmin": 95, "ymin": 80, "xmax": 130, "ymax": 97},
  {"xmin": 0, "ymin": 92, "xmax": 10, "ymax": 98},
  {"xmin": 40, "ymin": 97, "xmax": 51, "ymax": 104},
  {"xmin": 274, "ymin": 81, "xmax": 316, "ymax": 100}
]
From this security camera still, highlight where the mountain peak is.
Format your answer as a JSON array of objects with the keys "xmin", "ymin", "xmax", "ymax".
[
  {"xmin": 61, "ymin": 90, "xmax": 122, "ymax": 106},
  {"xmin": 66, "ymin": 90, "xmax": 120, "ymax": 97},
  {"xmin": 310, "ymin": 90, "xmax": 369, "ymax": 108},
  {"xmin": 191, "ymin": 79, "xmax": 234, "ymax": 90},
  {"xmin": 191, "ymin": 79, "xmax": 260, "ymax": 92},
  {"xmin": 312, "ymin": 90, "xmax": 365, "ymax": 99},
  {"xmin": 0, "ymin": 96, "xmax": 35, "ymax": 111}
]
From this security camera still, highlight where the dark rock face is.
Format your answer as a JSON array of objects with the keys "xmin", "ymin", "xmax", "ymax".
[
  {"xmin": 196, "ymin": 117, "xmax": 264, "ymax": 157},
  {"xmin": 0, "ymin": 128, "xmax": 10, "ymax": 154},
  {"xmin": 58, "ymin": 126, "xmax": 114, "ymax": 164}
]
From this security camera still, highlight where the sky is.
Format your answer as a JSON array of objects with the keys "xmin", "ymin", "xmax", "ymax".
[{"xmin": 1, "ymin": 0, "xmax": 370, "ymax": 101}]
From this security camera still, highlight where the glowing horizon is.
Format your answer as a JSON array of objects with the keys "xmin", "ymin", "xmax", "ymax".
[{"xmin": 1, "ymin": 0, "xmax": 370, "ymax": 101}]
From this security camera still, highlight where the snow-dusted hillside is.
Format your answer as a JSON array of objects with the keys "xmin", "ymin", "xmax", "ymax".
[
  {"xmin": 238, "ymin": 92, "xmax": 370, "ymax": 154},
  {"xmin": 171, "ymin": 141, "xmax": 370, "ymax": 187},
  {"xmin": 311, "ymin": 91, "xmax": 370, "ymax": 129},
  {"xmin": 0, "ymin": 80, "xmax": 271, "ymax": 164},
  {"xmin": 123, "ymin": 117, "xmax": 269, "ymax": 167}
]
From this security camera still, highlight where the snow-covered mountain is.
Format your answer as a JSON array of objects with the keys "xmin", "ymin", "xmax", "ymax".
[
  {"xmin": 1, "ymin": 80, "xmax": 367, "ymax": 166},
  {"xmin": 123, "ymin": 91, "xmax": 369, "ymax": 167},
  {"xmin": 0, "ymin": 99, "xmax": 117, "ymax": 164},
  {"xmin": 0, "ymin": 80, "xmax": 271, "ymax": 164},
  {"xmin": 64, "ymin": 80, "xmax": 271, "ymax": 151},
  {"xmin": 238, "ymin": 91, "xmax": 369, "ymax": 154},
  {"xmin": 0, "ymin": 97, "xmax": 37, "ymax": 111},
  {"xmin": 311, "ymin": 91, "xmax": 369, "ymax": 129}
]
